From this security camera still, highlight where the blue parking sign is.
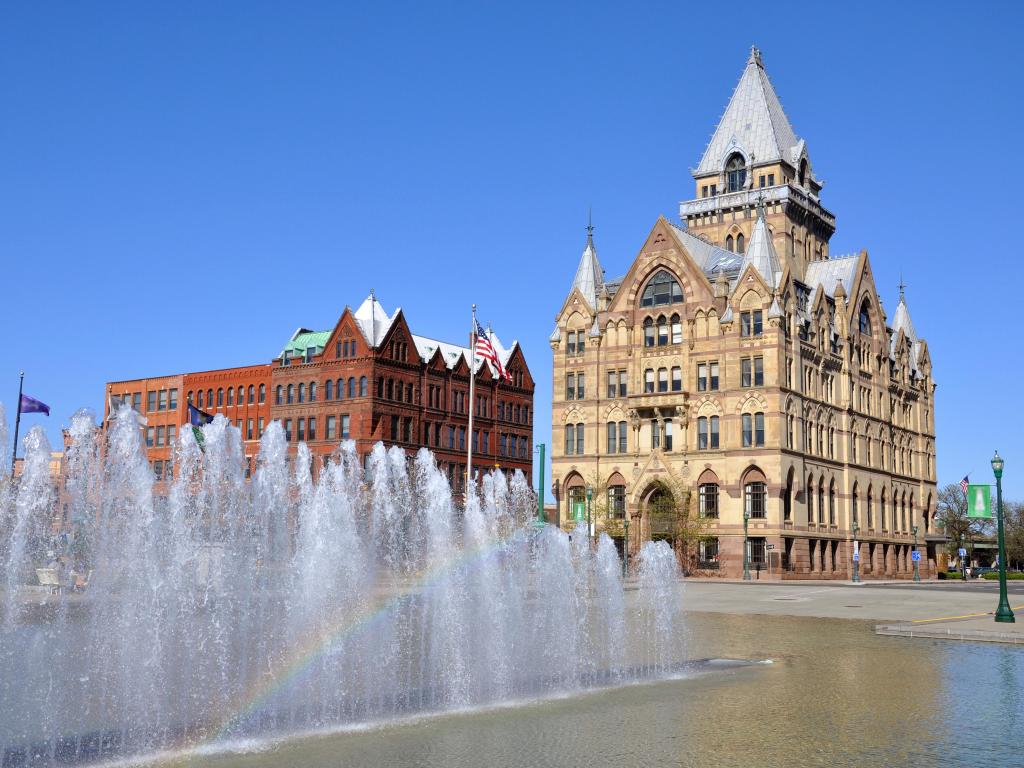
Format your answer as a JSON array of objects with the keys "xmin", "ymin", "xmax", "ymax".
[
  {"xmin": 958, "ymin": 548, "xmax": 967, "ymax": 557},
  {"xmin": 912, "ymin": 551, "xmax": 921, "ymax": 562}
]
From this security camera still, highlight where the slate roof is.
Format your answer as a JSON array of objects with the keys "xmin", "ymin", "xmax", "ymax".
[
  {"xmin": 695, "ymin": 47, "xmax": 802, "ymax": 176},
  {"xmin": 353, "ymin": 293, "xmax": 395, "ymax": 348},
  {"xmin": 738, "ymin": 209, "xmax": 782, "ymax": 288},
  {"xmin": 572, "ymin": 230, "xmax": 604, "ymax": 310},
  {"xmin": 803, "ymin": 255, "xmax": 858, "ymax": 305}
]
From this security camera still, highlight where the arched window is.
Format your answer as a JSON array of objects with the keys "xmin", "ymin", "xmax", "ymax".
[
  {"xmin": 309, "ymin": 382, "xmax": 317, "ymax": 402},
  {"xmin": 799, "ymin": 158, "xmax": 808, "ymax": 187},
  {"xmin": 880, "ymin": 490, "xmax": 887, "ymax": 531},
  {"xmin": 196, "ymin": 390, "xmax": 204, "ymax": 408},
  {"xmin": 187, "ymin": 390, "xmax": 194, "ymax": 405},
  {"xmin": 286, "ymin": 384, "xmax": 294, "ymax": 404},
  {"xmin": 736, "ymin": 232, "xmax": 745, "ymax": 254},
  {"xmin": 226, "ymin": 387, "xmax": 233, "ymax": 406},
  {"xmin": 640, "ymin": 270, "xmax": 683, "ymax": 307},
  {"xmin": 258, "ymin": 384, "xmax": 266, "ymax": 403},
  {"xmin": 859, "ymin": 299, "xmax": 872, "ymax": 335},
  {"xmin": 336, "ymin": 378, "xmax": 344, "ymax": 398},
  {"xmin": 348, "ymin": 377, "xmax": 356, "ymax": 397},
  {"xmin": 726, "ymin": 152, "xmax": 746, "ymax": 192},
  {"xmin": 359, "ymin": 376, "xmax": 367, "ymax": 396},
  {"xmin": 643, "ymin": 317, "xmax": 655, "ymax": 347},
  {"xmin": 818, "ymin": 481, "xmax": 825, "ymax": 525},
  {"xmin": 852, "ymin": 484, "xmax": 859, "ymax": 525},
  {"xmin": 298, "ymin": 383, "xmax": 306, "ymax": 403},
  {"xmin": 247, "ymin": 385, "xmax": 254, "ymax": 404},
  {"xmin": 829, "ymin": 481, "xmax": 837, "ymax": 526},
  {"xmin": 726, "ymin": 234, "xmax": 735, "ymax": 252},
  {"xmin": 207, "ymin": 389, "xmax": 213, "ymax": 407},
  {"xmin": 657, "ymin": 316, "xmax": 668, "ymax": 346},
  {"xmin": 671, "ymin": 313, "xmax": 682, "ymax": 344},
  {"xmin": 807, "ymin": 475, "xmax": 815, "ymax": 522},
  {"xmin": 237, "ymin": 386, "xmax": 244, "ymax": 404},
  {"xmin": 217, "ymin": 388, "xmax": 224, "ymax": 407},
  {"xmin": 867, "ymin": 487, "xmax": 874, "ymax": 529},
  {"xmin": 744, "ymin": 469, "xmax": 767, "ymax": 519},
  {"xmin": 275, "ymin": 385, "xmax": 282, "ymax": 405},
  {"xmin": 325, "ymin": 379, "xmax": 333, "ymax": 401}
]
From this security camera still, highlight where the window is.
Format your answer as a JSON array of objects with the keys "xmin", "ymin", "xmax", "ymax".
[
  {"xmin": 644, "ymin": 317, "xmax": 655, "ymax": 347},
  {"xmin": 768, "ymin": 173, "xmax": 775, "ymax": 186},
  {"xmin": 576, "ymin": 373, "xmax": 585, "ymax": 400},
  {"xmin": 754, "ymin": 357, "xmax": 764, "ymax": 386},
  {"xmin": 698, "ymin": 416, "xmax": 720, "ymax": 450},
  {"xmin": 664, "ymin": 419, "xmax": 673, "ymax": 451},
  {"xmin": 699, "ymin": 538, "xmax": 720, "ymax": 567},
  {"xmin": 644, "ymin": 368, "xmax": 654, "ymax": 394},
  {"xmin": 325, "ymin": 380, "xmax": 334, "ymax": 401},
  {"xmin": 158, "ymin": 390, "xmax": 168, "ymax": 411},
  {"xmin": 341, "ymin": 416, "xmax": 351, "ymax": 440},
  {"xmin": 308, "ymin": 417, "xmax": 316, "ymax": 441},
  {"xmin": 258, "ymin": 417, "xmax": 265, "ymax": 437},
  {"xmin": 155, "ymin": 425, "xmax": 165, "ymax": 447},
  {"xmin": 169, "ymin": 389, "xmax": 178, "ymax": 409},
  {"xmin": 390, "ymin": 415, "xmax": 399, "ymax": 441},
  {"xmin": 275, "ymin": 385, "xmax": 283, "ymax": 405},
  {"xmin": 741, "ymin": 358, "xmax": 752, "ymax": 387},
  {"xmin": 709, "ymin": 361, "xmax": 719, "ymax": 390},
  {"xmin": 566, "ymin": 331, "xmax": 576, "ymax": 355},
  {"xmin": 227, "ymin": 387, "xmax": 234, "ymax": 406},
  {"xmin": 565, "ymin": 424, "xmax": 575, "ymax": 455},
  {"xmin": 650, "ymin": 419, "xmax": 660, "ymax": 450},
  {"xmin": 726, "ymin": 152, "xmax": 746, "ymax": 192},
  {"xmin": 640, "ymin": 270, "xmax": 683, "ymax": 307},
  {"xmin": 736, "ymin": 233, "xmax": 745, "ymax": 254},
  {"xmin": 671, "ymin": 366, "xmax": 682, "ymax": 392},
  {"xmin": 609, "ymin": 485, "xmax": 626, "ymax": 519},
  {"xmin": 749, "ymin": 537, "xmax": 767, "ymax": 566},
  {"xmin": 859, "ymin": 300, "xmax": 872, "ymax": 335},
  {"xmin": 698, "ymin": 363, "xmax": 708, "ymax": 392},
  {"xmin": 607, "ymin": 422, "xmax": 618, "ymax": 454},
  {"xmin": 726, "ymin": 234, "xmax": 734, "ymax": 252},
  {"xmin": 237, "ymin": 386, "xmax": 244, "ymax": 405},
  {"xmin": 286, "ymin": 385, "xmax": 294, "ymax": 404},
  {"xmin": 258, "ymin": 384, "xmax": 266, "ymax": 403},
  {"xmin": 607, "ymin": 371, "xmax": 617, "ymax": 399},
  {"xmin": 657, "ymin": 368, "xmax": 668, "ymax": 393},
  {"xmin": 742, "ymin": 414, "xmax": 753, "ymax": 447},
  {"xmin": 206, "ymin": 389, "xmax": 213, "ymax": 407},
  {"xmin": 284, "ymin": 419, "xmax": 293, "ymax": 442},
  {"xmin": 576, "ymin": 423, "xmax": 584, "ymax": 455},
  {"xmin": 145, "ymin": 426, "xmax": 154, "ymax": 447},
  {"xmin": 618, "ymin": 421, "xmax": 627, "ymax": 453},
  {"xmin": 759, "ymin": 175, "xmax": 765, "ymax": 188},
  {"xmin": 566, "ymin": 373, "xmax": 576, "ymax": 401},
  {"xmin": 699, "ymin": 484, "xmax": 719, "ymax": 518},
  {"xmin": 745, "ymin": 482, "xmax": 767, "ymax": 519},
  {"xmin": 754, "ymin": 412, "xmax": 765, "ymax": 446},
  {"xmin": 298, "ymin": 383, "xmax": 306, "ymax": 403},
  {"xmin": 740, "ymin": 310, "xmax": 763, "ymax": 337},
  {"xmin": 671, "ymin": 314, "xmax": 682, "ymax": 344},
  {"xmin": 310, "ymin": 382, "xmax": 317, "ymax": 402},
  {"xmin": 133, "ymin": 392, "xmax": 142, "ymax": 411},
  {"xmin": 701, "ymin": 185, "xmax": 709, "ymax": 198},
  {"xmin": 246, "ymin": 419, "xmax": 254, "ymax": 440},
  {"xmin": 829, "ymin": 484, "xmax": 836, "ymax": 526},
  {"xmin": 297, "ymin": 418, "xmax": 305, "ymax": 442},
  {"xmin": 359, "ymin": 376, "xmax": 367, "ymax": 396},
  {"xmin": 657, "ymin": 316, "xmax": 669, "ymax": 346}
]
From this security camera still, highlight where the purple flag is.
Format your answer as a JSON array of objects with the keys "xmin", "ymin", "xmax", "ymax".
[{"xmin": 20, "ymin": 394, "xmax": 50, "ymax": 416}]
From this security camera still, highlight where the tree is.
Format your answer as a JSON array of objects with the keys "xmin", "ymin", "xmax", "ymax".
[
  {"xmin": 642, "ymin": 472, "xmax": 714, "ymax": 575},
  {"xmin": 934, "ymin": 482, "xmax": 992, "ymax": 560},
  {"xmin": 1003, "ymin": 500, "xmax": 1024, "ymax": 570}
]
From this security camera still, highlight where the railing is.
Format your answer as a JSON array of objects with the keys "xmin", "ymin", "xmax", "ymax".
[{"xmin": 679, "ymin": 184, "xmax": 836, "ymax": 226}]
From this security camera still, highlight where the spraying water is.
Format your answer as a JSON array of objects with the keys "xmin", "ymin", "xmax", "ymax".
[{"xmin": 0, "ymin": 406, "xmax": 685, "ymax": 765}]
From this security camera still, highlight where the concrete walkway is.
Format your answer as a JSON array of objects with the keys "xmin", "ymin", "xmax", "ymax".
[{"xmin": 665, "ymin": 580, "xmax": 1024, "ymax": 644}]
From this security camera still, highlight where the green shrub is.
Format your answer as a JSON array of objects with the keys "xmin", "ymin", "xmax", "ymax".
[
  {"xmin": 939, "ymin": 571, "xmax": 963, "ymax": 580},
  {"xmin": 981, "ymin": 571, "xmax": 1024, "ymax": 580}
]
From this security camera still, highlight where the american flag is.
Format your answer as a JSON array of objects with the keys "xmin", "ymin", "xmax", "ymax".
[
  {"xmin": 960, "ymin": 475, "xmax": 970, "ymax": 496},
  {"xmin": 475, "ymin": 320, "xmax": 510, "ymax": 381}
]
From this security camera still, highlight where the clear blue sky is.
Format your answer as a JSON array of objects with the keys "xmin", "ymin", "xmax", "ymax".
[{"xmin": 2, "ymin": 2, "xmax": 1021, "ymax": 495}]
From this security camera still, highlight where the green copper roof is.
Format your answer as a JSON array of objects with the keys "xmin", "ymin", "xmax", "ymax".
[{"xmin": 280, "ymin": 329, "xmax": 331, "ymax": 359}]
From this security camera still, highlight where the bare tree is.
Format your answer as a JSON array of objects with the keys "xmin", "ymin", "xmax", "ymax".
[
  {"xmin": 934, "ymin": 483, "xmax": 992, "ymax": 562},
  {"xmin": 1003, "ymin": 500, "xmax": 1024, "ymax": 570}
]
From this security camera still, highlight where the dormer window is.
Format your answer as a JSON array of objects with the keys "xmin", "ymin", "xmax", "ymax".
[
  {"xmin": 640, "ymin": 270, "xmax": 683, "ymax": 307},
  {"xmin": 726, "ymin": 153, "xmax": 746, "ymax": 193}
]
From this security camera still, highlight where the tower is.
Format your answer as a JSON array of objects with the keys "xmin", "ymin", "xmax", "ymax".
[{"xmin": 680, "ymin": 46, "xmax": 835, "ymax": 281}]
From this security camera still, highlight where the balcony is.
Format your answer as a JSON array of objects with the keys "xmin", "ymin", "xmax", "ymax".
[{"xmin": 679, "ymin": 184, "xmax": 836, "ymax": 228}]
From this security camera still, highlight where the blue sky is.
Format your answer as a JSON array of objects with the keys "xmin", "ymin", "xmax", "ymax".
[{"xmin": 2, "ymin": 2, "xmax": 1022, "ymax": 495}]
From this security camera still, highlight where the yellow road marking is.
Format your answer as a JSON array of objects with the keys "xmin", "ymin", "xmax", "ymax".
[{"xmin": 911, "ymin": 605, "xmax": 1024, "ymax": 624}]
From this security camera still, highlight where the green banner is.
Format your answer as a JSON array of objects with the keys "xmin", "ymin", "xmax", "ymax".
[
  {"xmin": 572, "ymin": 501, "xmax": 586, "ymax": 522},
  {"xmin": 967, "ymin": 484, "xmax": 992, "ymax": 518}
]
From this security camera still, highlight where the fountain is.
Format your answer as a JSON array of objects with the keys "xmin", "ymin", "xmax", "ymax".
[{"xmin": 0, "ymin": 405, "xmax": 686, "ymax": 766}]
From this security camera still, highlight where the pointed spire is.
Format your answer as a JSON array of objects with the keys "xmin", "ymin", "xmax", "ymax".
[
  {"xmin": 898, "ymin": 272, "xmax": 906, "ymax": 301},
  {"xmin": 695, "ymin": 47, "xmax": 801, "ymax": 175},
  {"xmin": 571, "ymin": 212, "xmax": 604, "ymax": 310},
  {"xmin": 739, "ymin": 205, "xmax": 781, "ymax": 288}
]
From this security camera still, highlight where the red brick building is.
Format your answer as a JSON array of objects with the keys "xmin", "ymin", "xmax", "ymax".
[{"xmin": 104, "ymin": 292, "xmax": 535, "ymax": 488}]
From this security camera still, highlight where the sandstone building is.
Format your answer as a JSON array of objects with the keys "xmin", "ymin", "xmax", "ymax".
[
  {"xmin": 106, "ymin": 293, "xmax": 535, "ymax": 489},
  {"xmin": 549, "ymin": 48, "xmax": 937, "ymax": 579}
]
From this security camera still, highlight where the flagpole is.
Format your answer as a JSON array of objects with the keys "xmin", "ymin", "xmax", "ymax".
[
  {"xmin": 11, "ymin": 371, "xmax": 24, "ymax": 475},
  {"xmin": 467, "ymin": 304, "xmax": 477, "ymax": 493}
]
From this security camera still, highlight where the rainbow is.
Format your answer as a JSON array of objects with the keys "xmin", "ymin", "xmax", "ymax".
[{"xmin": 192, "ymin": 525, "xmax": 534, "ymax": 750}]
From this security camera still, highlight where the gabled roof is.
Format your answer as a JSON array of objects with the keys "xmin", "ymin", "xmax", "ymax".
[
  {"xmin": 667, "ymin": 223, "xmax": 743, "ymax": 276},
  {"xmin": 803, "ymin": 255, "xmax": 858, "ymax": 309},
  {"xmin": 738, "ymin": 208, "xmax": 781, "ymax": 288},
  {"xmin": 411, "ymin": 330, "xmax": 517, "ymax": 378},
  {"xmin": 279, "ymin": 328, "xmax": 331, "ymax": 359},
  {"xmin": 571, "ymin": 226, "xmax": 604, "ymax": 310},
  {"xmin": 353, "ymin": 292, "xmax": 395, "ymax": 348},
  {"xmin": 695, "ymin": 46, "xmax": 801, "ymax": 176}
]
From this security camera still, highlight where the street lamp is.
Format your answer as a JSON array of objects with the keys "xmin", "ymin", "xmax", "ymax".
[
  {"xmin": 743, "ymin": 507, "xmax": 751, "ymax": 581},
  {"xmin": 911, "ymin": 524, "xmax": 920, "ymax": 582},
  {"xmin": 991, "ymin": 451, "xmax": 1015, "ymax": 623},
  {"xmin": 585, "ymin": 483, "xmax": 593, "ymax": 545},
  {"xmin": 852, "ymin": 520, "xmax": 860, "ymax": 583}
]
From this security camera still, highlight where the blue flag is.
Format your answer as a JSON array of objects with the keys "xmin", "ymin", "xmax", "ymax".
[
  {"xmin": 188, "ymin": 403, "xmax": 214, "ymax": 427},
  {"xmin": 20, "ymin": 394, "xmax": 50, "ymax": 416}
]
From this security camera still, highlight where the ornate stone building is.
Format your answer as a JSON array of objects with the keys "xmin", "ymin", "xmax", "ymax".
[{"xmin": 549, "ymin": 47, "xmax": 937, "ymax": 579}]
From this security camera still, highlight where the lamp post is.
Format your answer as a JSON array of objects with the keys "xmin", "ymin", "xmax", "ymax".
[
  {"xmin": 585, "ymin": 483, "xmax": 593, "ymax": 546},
  {"xmin": 743, "ymin": 507, "xmax": 751, "ymax": 581},
  {"xmin": 852, "ymin": 520, "xmax": 860, "ymax": 583},
  {"xmin": 911, "ymin": 524, "xmax": 921, "ymax": 582},
  {"xmin": 991, "ymin": 451, "xmax": 1015, "ymax": 623}
]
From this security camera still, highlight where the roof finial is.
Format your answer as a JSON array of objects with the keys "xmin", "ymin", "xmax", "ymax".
[
  {"xmin": 586, "ymin": 207, "xmax": 595, "ymax": 247},
  {"xmin": 755, "ymin": 190, "xmax": 766, "ymax": 218},
  {"xmin": 749, "ymin": 44, "xmax": 762, "ymax": 66},
  {"xmin": 898, "ymin": 272, "xmax": 906, "ymax": 301}
]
